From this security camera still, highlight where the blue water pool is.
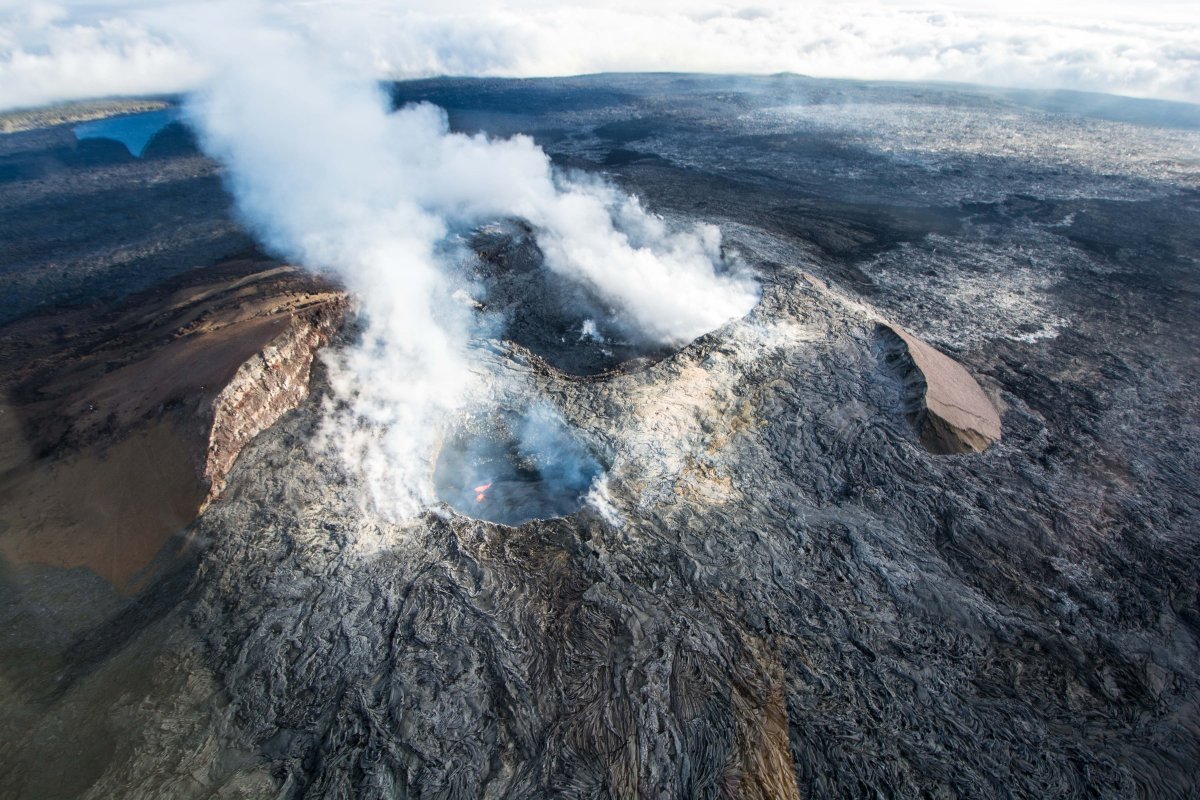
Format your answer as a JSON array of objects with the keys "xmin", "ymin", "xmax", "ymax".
[{"xmin": 74, "ymin": 109, "xmax": 180, "ymax": 157}]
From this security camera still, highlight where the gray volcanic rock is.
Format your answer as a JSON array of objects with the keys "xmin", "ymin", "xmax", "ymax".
[{"xmin": 9, "ymin": 253, "xmax": 1194, "ymax": 800}]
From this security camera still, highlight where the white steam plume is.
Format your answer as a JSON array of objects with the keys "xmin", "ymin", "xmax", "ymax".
[{"xmin": 183, "ymin": 20, "xmax": 755, "ymax": 519}]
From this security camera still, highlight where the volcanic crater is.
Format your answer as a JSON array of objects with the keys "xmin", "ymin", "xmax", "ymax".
[
  {"xmin": 1, "ymin": 74, "xmax": 1198, "ymax": 800},
  {"xmin": 468, "ymin": 218, "xmax": 701, "ymax": 376}
]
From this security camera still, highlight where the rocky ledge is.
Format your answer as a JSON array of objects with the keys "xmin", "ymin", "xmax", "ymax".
[
  {"xmin": 876, "ymin": 322, "xmax": 1003, "ymax": 454},
  {"xmin": 800, "ymin": 272, "xmax": 1002, "ymax": 455},
  {"xmin": 203, "ymin": 293, "xmax": 346, "ymax": 505},
  {"xmin": 0, "ymin": 257, "xmax": 346, "ymax": 591}
]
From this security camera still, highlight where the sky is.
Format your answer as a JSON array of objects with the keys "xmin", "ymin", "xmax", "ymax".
[{"xmin": 1, "ymin": 0, "xmax": 1198, "ymax": 111}]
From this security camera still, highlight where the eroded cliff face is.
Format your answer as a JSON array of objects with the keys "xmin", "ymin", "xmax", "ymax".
[
  {"xmin": 204, "ymin": 297, "xmax": 346, "ymax": 506},
  {"xmin": 0, "ymin": 258, "xmax": 346, "ymax": 591}
]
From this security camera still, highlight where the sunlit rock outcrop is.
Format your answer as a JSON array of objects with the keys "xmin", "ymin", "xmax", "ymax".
[
  {"xmin": 876, "ymin": 323, "xmax": 1002, "ymax": 454},
  {"xmin": 0, "ymin": 259, "xmax": 346, "ymax": 590}
]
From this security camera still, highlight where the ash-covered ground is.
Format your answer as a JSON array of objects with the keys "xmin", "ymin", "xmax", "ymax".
[{"xmin": 2, "ymin": 75, "xmax": 1199, "ymax": 799}]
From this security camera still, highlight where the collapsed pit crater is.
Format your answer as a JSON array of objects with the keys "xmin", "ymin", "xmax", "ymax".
[
  {"xmin": 466, "ymin": 219, "xmax": 698, "ymax": 376},
  {"xmin": 433, "ymin": 404, "xmax": 606, "ymax": 526}
]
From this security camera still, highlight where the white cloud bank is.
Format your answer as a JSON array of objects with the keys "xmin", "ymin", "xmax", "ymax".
[{"xmin": 2, "ymin": 0, "xmax": 1199, "ymax": 111}]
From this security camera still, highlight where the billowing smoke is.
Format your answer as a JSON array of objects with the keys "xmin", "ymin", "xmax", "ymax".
[{"xmin": 184, "ymin": 22, "xmax": 755, "ymax": 520}]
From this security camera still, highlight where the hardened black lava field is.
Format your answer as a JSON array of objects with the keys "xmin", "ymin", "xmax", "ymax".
[{"xmin": 1, "ymin": 74, "xmax": 1199, "ymax": 799}]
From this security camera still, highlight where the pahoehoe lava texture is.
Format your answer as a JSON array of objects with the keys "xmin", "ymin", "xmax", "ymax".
[{"xmin": 1, "ymin": 75, "xmax": 1199, "ymax": 799}]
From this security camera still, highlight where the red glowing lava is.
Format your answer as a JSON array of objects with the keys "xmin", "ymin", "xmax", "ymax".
[{"xmin": 474, "ymin": 482, "xmax": 493, "ymax": 503}]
